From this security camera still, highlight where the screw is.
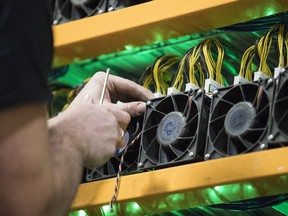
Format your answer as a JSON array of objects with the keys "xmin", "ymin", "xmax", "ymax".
[
  {"xmin": 146, "ymin": 101, "xmax": 153, "ymax": 107},
  {"xmin": 53, "ymin": 20, "xmax": 58, "ymax": 25},
  {"xmin": 204, "ymin": 154, "xmax": 210, "ymax": 159},
  {"xmin": 267, "ymin": 78, "xmax": 273, "ymax": 85},
  {"xmin": 268, "ymin": 134, "xmax": 274, "ymax": 141},
  {"xmin": 188, "ymin": 151, "xmax": 194, "ymax": 157},
  {"xmin": 260, "ymin": 143, "xmax": 266, "ymax": 150},
  {"xmin": 280, "ymin": 67, "xmax": 286, "ymax": 74},
  {"xmin": 98, "ymin": 9, "xmax": 104, "ymax": 13},
  {"xmin": 138, "ymin": 162, "xmax": 144, "ymax": 168},
  {"xmin": 108, "ymin": 7, "xmax": 114, "ymax": 11},
  {"xmin": 212, "ymin": 90, "xmax": 218, "ymax": 96},
  {"xmin": 197, "ymin": 89, "xmax": 202, "ymax": 95}
]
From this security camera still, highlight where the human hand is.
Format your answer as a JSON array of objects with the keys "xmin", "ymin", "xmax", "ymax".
[
  {"xmin": 68, "ymin": 72, "xmax": 155, "ymax": 117},
  {"xmin": 50, "ymin": 100, "xmax": 129, "ymax": 168}
]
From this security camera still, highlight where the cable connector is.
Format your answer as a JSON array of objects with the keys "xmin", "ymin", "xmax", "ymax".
[
  {"xmin": 253, "ymin": 71, "xmax": 269, "ymax": 81},
  {"xmin": 167, "ymin": 87, "xmax": 181, "ymax": 95},
  {"xmin": 233, "ymin": 76, "xmax": 250, "ymax": 85},
  {"xmin": 185, "ymin": 83, "xmax": 199, "ymax": 91},
  {"xmin": 274, "ymin": 67, "xmax": 287, "ymax": 78},
  {"xmin": 153, "ymin": 92, "xmax": 163, "ymax": 98},
  {"xmin": 204, "ymin": 79, "xmax": 224, "ymax": 93}
]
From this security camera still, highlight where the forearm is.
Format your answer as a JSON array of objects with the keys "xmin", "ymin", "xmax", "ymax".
[{"xmin": 47, "ymin": 115, "xmax": 85, "ymax": 216}]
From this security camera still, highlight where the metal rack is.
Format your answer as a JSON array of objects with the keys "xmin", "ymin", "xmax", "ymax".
[{"xmin": 51, "ymin": 0, "xmax": 288, "ymax": 214}]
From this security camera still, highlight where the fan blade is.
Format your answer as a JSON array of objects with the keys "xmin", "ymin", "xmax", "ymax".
[
  {"xmin": 145, "ymin": 137, "xmax": 160, "ymax": 163},
  {"xmin": 158, "ymin": 145, "xmax": 169, "ymax": 163},
  {"xmin": 227, "ymin": 136, "xmax": 238, "ymax": 155},
  {"xmin": 278, "ymin": 109, "xmax": 288, "ymax": 128},
  {"xmin": 276, "ymin": 95, "xmax": 288, "ymax": 105},
  {"xmin": 213, "ymin": 127, "xmax": 228, "ymax": 150},
  {"xmin": 59, "ymin": 0, "xmax": 70, "ymax": 11},
  {"xmin": 254, "ymin": 103, "xmax": 269, "ymax": 118},
  {"xmin": 71, "ymin": 6, "xmax": 81, "ymax": 20},
  {"xmin": 143, "ymin": 123, "xmax": 158, "ymax": 134},
  {"xmin": 210, "ymin": 113, "xmax": 226, "ymax": 125},
  {"xmin": 80, "ymin": 4, "xmax": 92, "ymax": 16},
  {"xmin": 185, "ymin": 112, "xmax": 198, "ymax": 127},
  {"xmin": 238, "ymin": 135, "xmax": 254, "ymax": 150},
  {"xmin": 107, "ymin": 160, "xmax": 117, "ymax": 175},
  {"xmin": 169, "ymin": 144, "xmax": 185, "ymax": 157}
]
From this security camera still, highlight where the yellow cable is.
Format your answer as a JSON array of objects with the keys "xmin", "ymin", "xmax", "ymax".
[{"xmin": 201, "ymin": 39, "xmax": 224, "ymax": 85}]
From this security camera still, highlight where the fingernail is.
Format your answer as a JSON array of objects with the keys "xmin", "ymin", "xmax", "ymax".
[{"xmin": 137, "ymin": 102, "xmax": 146, "ymax": 115}]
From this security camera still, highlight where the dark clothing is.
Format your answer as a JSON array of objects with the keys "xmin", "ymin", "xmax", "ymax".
[{"xmin": 0, "ymin": 0, "xmax": 53, "ymax": 109}]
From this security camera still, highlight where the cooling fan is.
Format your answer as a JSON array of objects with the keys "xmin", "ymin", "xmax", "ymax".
[
  {"xmin": 85, "ymin": 115, "xmax": 143, "ymax": 182},
  {"xmin": 205, "ymin": 80, "xmax": 274, "ymax": 160},
  {"xmin": 269, "ymin": 67, "xmax": 288, "ymax": 145},
  {"xmin": 52, "ymin": 0, "xmax": 150, "ymax": 24},
  {"xmin": 138, "ymin": 90, "xmax": 210, "ymax": 170},
  {"xmin": 53, "ymin": 0, "xmax": 108, "ymax": 24}
]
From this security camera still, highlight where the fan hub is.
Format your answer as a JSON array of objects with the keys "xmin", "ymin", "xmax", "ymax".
[
  {"xmin": 156, "ymin": 112, "xmax": 186, "ymax": 147},
  {"xmin": 224, "ymin": 102, "xmax": 256, "ymax": 137}
]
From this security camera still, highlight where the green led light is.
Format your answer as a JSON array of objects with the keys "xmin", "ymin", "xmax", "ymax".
[
  {"xmin": 69, "ymin": 210, "xmax": 88, "ymax": 216},
  {"xmin": 265, "ymin": 7, "xmax": 278, "ymax": 17},
  {"xmin": 124, "ymin": 45, "xmax": 135, "ymax": 50}
]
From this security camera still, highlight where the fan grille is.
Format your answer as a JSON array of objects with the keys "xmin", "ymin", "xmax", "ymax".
[
  {"xmin": 274, "ymin": 78, "xmax": 288, "ymax": 136},
  {"xmin": 140, "ymin": 91, "xmax": 208, "ymax": 169},
  {"xmin": 208, "ymin": 83, "xmax": 271, "ymax": 157}
]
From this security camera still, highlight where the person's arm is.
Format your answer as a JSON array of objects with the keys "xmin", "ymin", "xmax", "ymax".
[{"xmin": 0, "ymin": 74, "xmax": 153, "ymax": 216}]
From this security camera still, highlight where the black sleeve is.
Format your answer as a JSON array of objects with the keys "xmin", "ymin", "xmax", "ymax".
[{"xmin": 0, "ymin": 0, "xmax": 53, "ymax": 110}]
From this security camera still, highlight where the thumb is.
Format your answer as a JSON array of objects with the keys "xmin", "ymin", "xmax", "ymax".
[{"xmin": 108, "ymin": 101, "xmax": 146, "ymax": 117}]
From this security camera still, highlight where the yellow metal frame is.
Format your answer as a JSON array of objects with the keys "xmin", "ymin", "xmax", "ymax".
[
  {"xmin": 72, "ymin": 147, "xmax": 288, "ymax": 213},
  {"xmin": 53, "ymin": 0, "xmax": 288, "ymax": 67}
]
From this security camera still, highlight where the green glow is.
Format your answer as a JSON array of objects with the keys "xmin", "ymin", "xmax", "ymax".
[
  {"xmin": 132, "ymin": 202, "xmax": 141, "ymax": 210},
  {"xmin": 265, "ymin": 7, "xmax": 278, "ymax": 17},
  {"xmin": 69, "ymin": 177, "xmax": 288, "ymax": 215},
  {"xmin": 69, "ymin": 210, "xmax": 88, "ymax": 216},
  {"xmin": 273, "ymin": 201, "xmax": 288, "ymax": 215},
  {"xmin": 124, "ymin": 45, "xmax": 135, "ymax": 50}
]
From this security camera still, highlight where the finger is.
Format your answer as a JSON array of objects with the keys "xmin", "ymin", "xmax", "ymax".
[
  {"xmin": 116, "ymin": 128, "xmax": 125, "ymax": 149},
  {"xmin": 108, "ymin": 101, "xmax": 146, "ymax": 117},
  {"xmin": 92, "ymin": 72, "xmax": 154, "ymax": 103},
  {"xmin": 106, "ymin": 106, "xmax": 131, "ymax": 130}
]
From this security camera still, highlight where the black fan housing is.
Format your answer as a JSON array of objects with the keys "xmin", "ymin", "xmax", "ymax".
[
  {"xmin": 138, "ymin": 90, "xmax": 210, "ymax": 170},
  {"xmin": 85, "ymin": 115, "xmax": 143, "ymax": 182},
  {"xmin": 205, "ymin": 80, "xmax": 274, "ymax": 160},
  {"xmin": 269, "ymin": 67, "xmax": 288, "ymax": 145},
  {"xmin": 52, "ymin": 0, "xmax": 151, "ymax": 24}
]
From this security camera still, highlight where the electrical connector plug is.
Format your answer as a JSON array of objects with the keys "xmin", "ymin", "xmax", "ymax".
[
  {"xmin": 274, "ymin": 67, "xmax": 287, "ymax": 78},
  {"xmin": 253, "ymin": 71, "xmax": 269, "ymax": 81},
  {"xmin": 167, "ymin": 87, "xmax": 181, "ymax": 95},
  {"xmin": 185, "ymin": 83, "xmax": 199, "ymax": 91},
  {"xmin": 233, "ymin": 76, "xmax": 250, "ymax": 85},
  {"xmin": 204, "ymin": 78, "xmax": 224, "ymax": 93}
]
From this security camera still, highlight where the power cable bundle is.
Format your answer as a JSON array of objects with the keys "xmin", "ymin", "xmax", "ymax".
[
  {"xmin": 138, "ymin": 54, "xmax": 180, "ymax": 96},
  {"xmin": 237, "ymin": 23, "xmax": 288, "ymax": 82}
]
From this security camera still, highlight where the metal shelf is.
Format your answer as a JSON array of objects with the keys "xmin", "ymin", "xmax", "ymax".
[
  {"xmin": 71, "ymin": 147, "xmax": 288, "ymax": 214},
  {"xmin": 52, "ymin": 0, "xmax": 288, "ymax": 68}
]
